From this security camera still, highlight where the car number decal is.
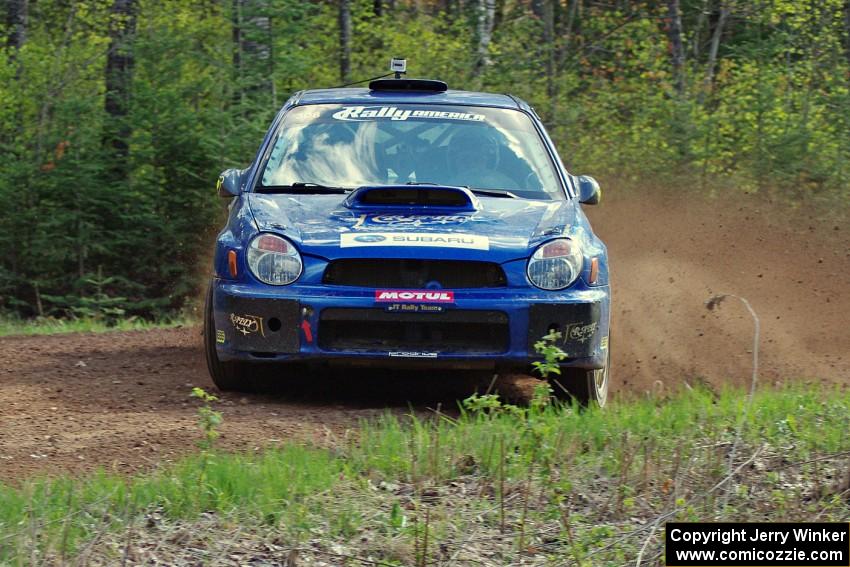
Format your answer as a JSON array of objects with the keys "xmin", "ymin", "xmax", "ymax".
[{"xmin": 340, "ymin": 232, "xmax": 489, "ymax": 250}]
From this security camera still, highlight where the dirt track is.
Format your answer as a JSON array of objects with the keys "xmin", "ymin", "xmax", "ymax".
[
  {"xmin": 1, "ymin": 189, "xmax": 848, "ymax": 482},
  {"xmin": 592, "ymin": 188, "xmax": 850, "ymax": 393}
]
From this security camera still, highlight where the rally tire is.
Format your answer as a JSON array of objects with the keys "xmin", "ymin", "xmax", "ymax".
[
  {"xmin": 204, "ymin": 283, "xmax": 255, "ymax": 393},
  {"xmin": 550, "ymin": 349, "xmax": 610, "ymax": 408}
]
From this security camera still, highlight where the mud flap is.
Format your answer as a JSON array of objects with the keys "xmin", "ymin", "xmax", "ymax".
[
  {"xmin": 528, "ymin": 302, "xmax": 602, "ymax": 358},
  {"xmin": 217, "ymin": 296, "xmax": 300, "ymax": 354}
]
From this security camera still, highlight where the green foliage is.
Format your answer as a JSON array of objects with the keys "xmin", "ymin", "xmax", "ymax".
[
  {"xmin": 1, "ymin": 384, "xmax": 848, "ymax": 562},
  {"xmin": 41, "ymin": 266, "xmax": 128, "ymax": 321},
  {"xmin": 190, "ymin": 387, "xmax": 222, "ymax": 452},
  {"xmin": 532, "ymin": 330, "xmax": 567, "ymax": 379},
  {"xmin": 0, "ymin": 315, "xmax": 189, "ymax": 337},
  {"xmin": 1, "ymin": 0, "xmax": 848, "ymax": 318}
]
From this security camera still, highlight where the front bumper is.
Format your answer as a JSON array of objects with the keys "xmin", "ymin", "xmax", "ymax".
[{"xmin": 212, "ymin": 279, "xmax": 610, "ymax": 371}]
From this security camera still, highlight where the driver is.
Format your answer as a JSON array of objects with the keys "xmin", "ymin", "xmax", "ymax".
[{"xmin": 445, "ymin": 127, "xmax": 516, "ymax": 189}]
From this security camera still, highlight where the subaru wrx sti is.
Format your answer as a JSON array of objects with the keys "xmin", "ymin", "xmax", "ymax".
[{"xmin": 205, "ymin": 75, "xmax": 611, "ymax": 406}]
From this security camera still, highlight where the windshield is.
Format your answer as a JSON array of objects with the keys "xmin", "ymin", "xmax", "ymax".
[{"xmin": 258, "ymin": 103, "xmax": 564, "ymax": 200}]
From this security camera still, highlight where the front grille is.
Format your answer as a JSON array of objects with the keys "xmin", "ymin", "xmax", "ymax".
[
  {"xmin": 319, "ymin": 308, "xmax": 509, "ymax": 354},
  {"xmin": 323, "ymin": 259, "xmax": 506, "ymax": 288}
]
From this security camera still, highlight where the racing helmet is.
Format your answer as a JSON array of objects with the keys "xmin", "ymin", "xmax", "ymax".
[{"xmin": 446, "ymin": 127, "xmax": 501, "ymax": 176}]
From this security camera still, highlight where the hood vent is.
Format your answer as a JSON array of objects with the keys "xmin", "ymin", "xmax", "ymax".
[{"xmin": 344, "ymin": 185, "xmax": 478, "ymax": 211}]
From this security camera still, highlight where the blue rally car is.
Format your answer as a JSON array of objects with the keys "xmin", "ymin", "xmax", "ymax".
[{"xmin": 204, "ymin": 75, "xmax": 611, "ymax": 406}]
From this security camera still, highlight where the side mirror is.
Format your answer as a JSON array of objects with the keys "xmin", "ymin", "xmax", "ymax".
[
  {"xmin": 217, "ymin": 169, "xmax": 243, "ymax": 198},
  {"xmin": 577, "ymin": 175, "xmax": 601, "ymax": 205}
]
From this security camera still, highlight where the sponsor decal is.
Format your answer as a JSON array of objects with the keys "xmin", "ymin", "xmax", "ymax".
[
  {"xmin": 388, "ymin": 351, "xmax": 439, "ymax": 358},
  {"xmin": 564, "ymin": 321, "xmax": 598, "ymax": 344},
  {"xmin": 332, "ymin": 106, "xmax": 485, "ymax": 123},
  {"xmin": 215, "ymin": 329, "xmax": 225, "ymax": 344},
  {"xmin": 600, "ymin": 335, "xmax": 609, "ymax": 350},
  {"xmin": 230, "ymin": 313, "xmax": 265, "ymax": 337},
  {"xmin": 341, "ymin": 232, "xmax": 489, "ymax": 250},
  {"xmin": 352, "ymin": 234, "xmax": 386, "ymax": 243},
  {"xmin": 375, "ymin": 290, "xmax": 455, "ymax": 303},
  {"xmin": 385, "ymin": 303, "xmax": 445, "ymax": 313},
  {"xmin": 352, "ymin": 214, "xmax": 475, "ymax": 229}
]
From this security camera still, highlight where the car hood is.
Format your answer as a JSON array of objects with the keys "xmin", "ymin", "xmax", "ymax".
[{"xmin": 247, "ymin": 193, "xmax": 581, "ymax": 263}]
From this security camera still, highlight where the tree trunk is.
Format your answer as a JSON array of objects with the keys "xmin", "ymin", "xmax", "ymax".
[
  {"xmin": 493, "ymin": 0, "xmax": 505, "ymax": 32},
  {"xmin": 339, "ymin": 0, "xmax": 351, "ymax": 83},
  {"xmin": 531, "ymin": 0, "xmax": 544, "ymax": 19},
  {"xmin": 5, "ymin": 0, "xmax": 27, "ymax": 52},
  {"xmin": 543, "ymin": 0, "xmax": 555, "ymax": 116},
  {"xmin": 843, "ymin": 0, "xmax": 850, "ymax": 68},
  {"xmin": 664, "ymin": 0, "xmax": 686, "ymax": 95},
  {"xmin": 692, "ymin": 0, "xmax": 709, "ymax": 59},
  {"xmin": 553, "ymin": 0, "xmax": 579, "ymax": 111},
  {"xmin": 232, "ymin": 0, "xmax": 272, "ymax": 106},
  {"xmin": 232, "ymin": 0, "xmax": 243, "ymax": 106},
  {"xmin": 472, "ymin": 0, "xmax": 496, "ymax": 80},
  {"xmin": 702, "ymin": 1, "xmax": 731, "ymax": 98},
  {"xmin": 104, "ymin": 0, "xmax": 136, "ymax": 181}
]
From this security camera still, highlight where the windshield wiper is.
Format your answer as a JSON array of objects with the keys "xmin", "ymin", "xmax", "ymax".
[{"xmin": 255, "ymin": 182, "xmax": 352, "ymax": 195}]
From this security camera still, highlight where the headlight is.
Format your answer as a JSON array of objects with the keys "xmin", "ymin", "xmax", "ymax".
[
  {"xmin": 247, "ymin": 234, "xmax": 302, "ymax": 285},
  {"xmin": 527, "ymin": 238, "xmax": 583, "ymax": 290}
]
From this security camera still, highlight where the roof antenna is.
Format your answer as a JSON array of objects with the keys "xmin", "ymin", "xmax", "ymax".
[{"xmin": 390, "ymin": 57, "xmax": 406, "ymax": 80}]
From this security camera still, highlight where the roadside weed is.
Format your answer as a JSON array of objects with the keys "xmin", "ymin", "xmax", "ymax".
[
  {"xmin": 531, "ymin": 330, "xmax": 567, "ymax": 380},
  {"xmin": 190, "ymin": 387, "xmax": 222, "ymax": 452},
  {"xmin": 0, "ymin": 384, "xmax": 847, "ymax": 564},
  {"xmin": 0, "ymin": 316, "xmax": 193, "ymax": 337}
]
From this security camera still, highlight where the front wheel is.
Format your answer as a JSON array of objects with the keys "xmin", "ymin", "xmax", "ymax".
[
  {"xmin": 203, "ymin": 283, "xmax": 254, "ymax": 392},
  {"xmin": 549, "ymin": 350, "xmax": 610, "ymax": 408}
]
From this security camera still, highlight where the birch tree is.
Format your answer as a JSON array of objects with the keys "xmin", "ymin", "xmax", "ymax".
[
  {"xmin": 339, "ymin": 0, "xmax": 352, "ymax": 83},
  {"xmin": 703, "ymin": 0, "xmax": 731, "ymax": 96},
  {"xmin": 232, "ymin": 0, "xmax": 273, "ymax": 108},
  {"xmin": 472, "ymin": 0, "xmax": 496, "ymax": 80},
  {"xmin": 664, "ymin": 0, "xmax": 686, "ymax": 95},
  {"xmin": 844, "ymin": 0, "xmax": 850, "ymax": 67}
]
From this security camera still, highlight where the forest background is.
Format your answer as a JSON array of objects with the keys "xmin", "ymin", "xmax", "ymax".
[{"xmin": 2, "ymin": 0, "xmax": 848, "ymax": 319}]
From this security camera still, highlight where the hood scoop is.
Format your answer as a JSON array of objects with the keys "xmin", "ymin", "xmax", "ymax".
[{"xmin": 344, "ymin": 185, "xmax": 479, "ymax": 212}]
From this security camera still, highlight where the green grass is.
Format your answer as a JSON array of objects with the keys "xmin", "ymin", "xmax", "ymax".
[
  {"xmin": 0, "ymin": 316, "xmax": 195, "ymax": 337},
  {"xmin": 1, "ymin": 385, "xmax": 848, "ymax": 564}
]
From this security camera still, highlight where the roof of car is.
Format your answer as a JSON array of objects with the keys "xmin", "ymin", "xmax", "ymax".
[{"xmin": 295, "ymin": 87, "xmax": 527, "ymax": 111}]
